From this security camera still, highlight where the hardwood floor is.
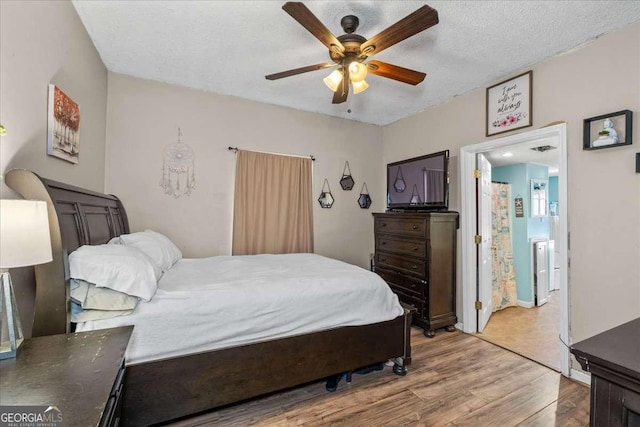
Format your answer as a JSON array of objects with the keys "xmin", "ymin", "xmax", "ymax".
[
  {"xmin": 169, "ymin": 327, "xmax": 589, "ymax": 426},
  {"xmin": 476, "ymin": 290, "xmax": 561, "ymax": 371}
]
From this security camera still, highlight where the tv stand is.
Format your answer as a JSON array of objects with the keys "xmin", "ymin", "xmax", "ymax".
[{"xmin": 373, "ymin": 212, "xmax": 458, "ymax": 337}]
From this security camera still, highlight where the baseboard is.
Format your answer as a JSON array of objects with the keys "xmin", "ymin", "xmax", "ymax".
[
  {"xmin": 570, "ymin": 368, "xmax": 591, "ymax": 385},
  {"xmin": 517, "ymin": 300, "xmax": 534, "ymax": 308}
]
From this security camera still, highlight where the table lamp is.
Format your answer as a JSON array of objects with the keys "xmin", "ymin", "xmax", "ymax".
[{"xmin": 0, "ymin": 199, "xmax": 52, "ymax": 359}]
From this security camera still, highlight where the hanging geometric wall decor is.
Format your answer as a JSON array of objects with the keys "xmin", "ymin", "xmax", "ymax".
[
  {"xmin": 358, "ymin": 183, "xmax": 372, "ymax": 209},
  {"xmin": 160, "ymin": 128, "xmax": 196, "ymax": 198},
  {"xmin": 318, "ymin": 179, "xmax": 335, "ymax": 208},
  {"xmin": 393, "ymin": 165, "xmax": 406, "ymax": 193},
  {"xmin": 409, "ymin": 184, "xmax": 422, "ymax": 205},
  {"xmin": 340, "ymin": 161, "xmax": 355, "ymax": 190}
]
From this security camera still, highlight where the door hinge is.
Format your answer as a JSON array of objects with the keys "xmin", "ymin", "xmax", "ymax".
[
  {"xmin": 474, "ymin": 235, "xmax": 481, "ymax": 245},
  {"xmin": 473, "ymin": 169, "xmax": 481, "ymax": 179},
  {"xmin": 475, "ymin": 301, "xmax": 482, "ymax": 310}
]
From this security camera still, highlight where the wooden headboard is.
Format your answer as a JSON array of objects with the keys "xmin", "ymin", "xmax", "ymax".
[{"xmin": 5, "ymin": 169, "xmax": 130, "ymax": 337}]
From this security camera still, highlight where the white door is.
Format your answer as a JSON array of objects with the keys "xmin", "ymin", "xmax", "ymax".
[
  {"xmin": 534, "ymin": 241, "xmax": 550, "ymax": 306},
  {"xmin": 477, "ymin": 153, "xmax": 493, "ymax": 332}
]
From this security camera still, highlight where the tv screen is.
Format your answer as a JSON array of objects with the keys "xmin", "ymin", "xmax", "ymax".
[{"xmin": 387, "ymin": 150, "xmax": 449, "ymax": 211}]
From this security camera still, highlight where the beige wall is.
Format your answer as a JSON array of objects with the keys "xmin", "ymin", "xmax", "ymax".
[
  {"xmin": 384, "ymin": 23, "xmax": 640, "ymax": 343},
  {"xmin": 105, "ymin": 73, "xmax": 383, "ymax": 267},
  {"xmin": 0, "ymin": 1, "xmax": 108, "ymax": 196},
  {"xmin": 0, "ymin": 0, "xmax": 108, "ymax": 336}
]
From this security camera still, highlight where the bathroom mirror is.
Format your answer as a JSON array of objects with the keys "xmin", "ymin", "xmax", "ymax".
[{"xmin": 530, "ymin": 179, "xmax": 548, "ymax": 217}]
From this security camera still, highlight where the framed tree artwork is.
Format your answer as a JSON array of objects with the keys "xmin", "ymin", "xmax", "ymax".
[
  {"xmin": 47, "ymin": 84, "xmax": 80, "ymax": 164},
  {"xmin": 486, "ymin": 71, "xmax": 532, "ymax": 137}
]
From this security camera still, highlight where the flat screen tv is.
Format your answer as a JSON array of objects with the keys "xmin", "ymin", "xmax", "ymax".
[{"xmin": 387, "ymin": 150, "xmax": 449, "ymax": 211}]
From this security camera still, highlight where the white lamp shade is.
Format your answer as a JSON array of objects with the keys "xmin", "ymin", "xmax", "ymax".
[
  {"xmin": 0, "ymin": 200, "xmax": 53, "ymax": 269},
  {"xmin": 352, "ymin": 80, "xmax": 369, "ymax": 94},
  {"xmin": 323, "ymin": 69, "xmax": 343, "ymax": 92},
  {"xmin": 348, "ymin": 62, "xmax": 368, "ymax": 83}
]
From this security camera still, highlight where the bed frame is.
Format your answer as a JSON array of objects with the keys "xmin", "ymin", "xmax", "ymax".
[{"xmin": 6, "ymin": 169, "xmax": 413, "ymax": 426}]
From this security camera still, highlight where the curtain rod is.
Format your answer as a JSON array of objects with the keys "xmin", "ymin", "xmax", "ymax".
[
  {"xmin": 228, "ymin": 147, "xmax": 315, "ymax": 161},
  {"xmin": 491, "ymin": 180, "xmax": 509, "ymax": 184}
]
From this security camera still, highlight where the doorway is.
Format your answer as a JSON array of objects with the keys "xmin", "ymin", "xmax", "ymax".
[{"xmin": 459, "ymin": 124, "xmax": 571, "ymax": 377}]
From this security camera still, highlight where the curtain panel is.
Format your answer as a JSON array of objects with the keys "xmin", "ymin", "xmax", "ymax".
[
  {"xmin": 491, "ymin": 182, "xmax": 518, "ymax": 311},
  {"xmin": 232, "ymin": 150, "xmax": 313, "ymax": 255},
  {"xmin": 424, "ymin": 168, "xmax": 444, "ymax": 203}
]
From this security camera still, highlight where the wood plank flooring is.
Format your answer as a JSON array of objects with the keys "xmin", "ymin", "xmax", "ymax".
[
  {"xmin": 169, "ymin": 327, "xmax": 589, "ymax": 426},
  {"xmin": 476, "ymin": 290, "xmax": 561, "ymax": 371}
]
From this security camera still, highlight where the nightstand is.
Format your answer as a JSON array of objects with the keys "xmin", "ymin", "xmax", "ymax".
[
  {"xmin": 0, "ymin": 326, "xmax": 133, "ymax": 427},
  {"xmin": 571, "ymin": 318, "xmax": 640, "ymax": 427}
]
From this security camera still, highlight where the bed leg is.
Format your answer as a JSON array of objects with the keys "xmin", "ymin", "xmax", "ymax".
[
  {"xmin": 392, "ymin": 361, "xmax": 408, "ymax": 376},
  {"xmin": 402, "ymin": 306, "xmax": 413, "ymax": 367}
]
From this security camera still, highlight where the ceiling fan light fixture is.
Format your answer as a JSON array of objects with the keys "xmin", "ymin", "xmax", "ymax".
[
  {"xmin": 323, "ymin": 69, "xmax": 343, "ymax": 92},
  {"xmin": 348, "ymin": 62, "xmax": 368, "ymax": 82},
  {"xmin": 352, "ymin": 79, "xmax": 369, "ymax": 94}
]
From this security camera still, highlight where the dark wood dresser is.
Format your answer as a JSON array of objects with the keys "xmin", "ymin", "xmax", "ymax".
[
  {"xmin": 571, "ymin": 318, "xmax": 640, "ymax": 427},
  {"xmin": 373, "ymin": 212, "xmax": 458, "ymax": 337},
  {"xmin": 0, "ymin": 326, "xmax": 133, "ymax": 427}
]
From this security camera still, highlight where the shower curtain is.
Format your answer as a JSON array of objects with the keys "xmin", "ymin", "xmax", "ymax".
[{"xmin": 491, "ymin": 182, "xmax": 518, "ymax": 311}]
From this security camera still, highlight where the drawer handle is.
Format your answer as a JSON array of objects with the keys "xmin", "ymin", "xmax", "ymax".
[
  {"xmin": 382, "ymin": 241, "xmax": 386, "ymax": 245},
  {"xmin": 412, "ymin": 265, "xmax": 418, "ymax": 270},
  {"xmin": 412, "ymin": 225, "xmax": 418, "ymax": 230},
  {"xmin": 381, "ymin": 223, "xmax": 387, "ymax": 227},
  {"xmin": 413, "ymin": 246, "xmax": 419, "ymax": 251}
]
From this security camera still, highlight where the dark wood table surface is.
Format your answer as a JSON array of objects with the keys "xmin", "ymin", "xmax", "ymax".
[
  {"xmin": 571, "ymin": 317, "xmax": 640, "ymax": 380},
  {"xmin": 0, "ymin": 326, "xmax": 133, "ymax": 427}
]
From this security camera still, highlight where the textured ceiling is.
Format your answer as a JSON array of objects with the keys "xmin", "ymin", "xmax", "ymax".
[{"xmin": 72, "ymin": 1, "xmax": 640, "ymax": 126}]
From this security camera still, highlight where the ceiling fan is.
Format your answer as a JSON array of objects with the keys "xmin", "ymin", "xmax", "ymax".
[{"xmin": 265, "ymin": 2, "xmax": 439, "ymax": 104}]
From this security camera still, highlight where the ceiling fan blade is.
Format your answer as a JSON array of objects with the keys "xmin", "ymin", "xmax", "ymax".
[
  {"xmin": 282, "ymin": 2, "xmax": 345, "ymax": 56},
  {"xmin": 332, "ymin": 66, "xmax": 349, "ymax": 104},
  {"xmin": 367, "ymin": 60, "xmax": 426, "ymax": 85},
  {"xmin": 265, "ymin": 63, "xmax": 335, "ymax": 80},
  {"xmin": 360, "ymin": 5, "xmax": 438, "ymax": 57}
]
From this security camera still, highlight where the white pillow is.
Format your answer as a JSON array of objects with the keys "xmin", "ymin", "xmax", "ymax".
[
  {"xmin": 144, "ymin": 230, "xmax": 182, "ymax": 266},
  {"xmin": 119, "ymin": 230, "xmax": 182, "ymax": 272},
  {"xmin": 70, "ymin": 278, "xmax": 139, "ymax": 311},
  {"xmin": 69, "ymin": 244, "xmax": 159, "ymax": 301}
]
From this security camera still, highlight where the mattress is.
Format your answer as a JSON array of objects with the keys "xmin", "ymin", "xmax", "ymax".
[{"xmin": 75, "ymin": 253, "xmax": 403, "ymax": 365}]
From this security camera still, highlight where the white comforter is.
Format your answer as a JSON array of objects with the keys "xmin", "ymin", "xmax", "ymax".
[{"xmin": 75, "ymin": 253, "xmax": 403, "ymax": 365}]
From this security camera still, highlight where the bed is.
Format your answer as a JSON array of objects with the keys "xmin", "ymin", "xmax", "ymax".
[{"xmin": 6, "ymin": 169, "xmax": 413, "ymax": 426}]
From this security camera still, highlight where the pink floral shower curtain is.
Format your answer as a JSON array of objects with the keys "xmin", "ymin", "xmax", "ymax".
[{"xmin": 491, "ymin": 182, "xmax": 517, "ymax": 311}]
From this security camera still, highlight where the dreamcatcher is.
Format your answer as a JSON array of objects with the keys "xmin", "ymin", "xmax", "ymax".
[{"xmin": 159, "ymin": 128, "xmax": 196, "ymax": 198}]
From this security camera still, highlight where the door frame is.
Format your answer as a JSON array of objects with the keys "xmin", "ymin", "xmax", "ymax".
[{"xmin": 459, "ymin": 123, "xmax": 570, "ymax": 377}]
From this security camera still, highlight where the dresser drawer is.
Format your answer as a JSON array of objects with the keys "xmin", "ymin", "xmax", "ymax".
[
  {"xmin": 101, "ymin": 360, "xmax": 126, "ymax": 427},
  {"xmin": 376, "ymin": 252, "xmax": 426, "ymax": 278},
  {"xmin": 375, "ymin": 217, "xmax": 427, "ymax": 238},
  {"xmin": 376, "ymin": 266, "xmax": 425, "ymax": 297},
  {"xmin": 376, "ymin": 235, "xmax": 426, "ymax": 257}
]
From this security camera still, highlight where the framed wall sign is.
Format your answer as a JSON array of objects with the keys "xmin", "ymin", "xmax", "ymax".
[
  {"xmin": 486, "ymin": 71, "xmax": 532, "ymax": 137},
  {"xmin": 514, "ymin": 195, "xmax": 524, "ymax": 218}
]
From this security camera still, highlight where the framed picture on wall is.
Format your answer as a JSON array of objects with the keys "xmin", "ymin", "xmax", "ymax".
[
  {"xmin": 486, "ymin": 71, "xmax": 532, "ymax": 137},
  {"xmin": 47, "ymin": 84, "xmax": 80, "ymax": 164}
]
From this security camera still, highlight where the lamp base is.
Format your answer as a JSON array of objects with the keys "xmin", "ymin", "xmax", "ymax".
[
  {"xmin": 0, "ymin": 338, "xmax": 23, "ymax": 360},
  {"xmin": 1, "ymin": 270, "xmax": 25, "ymax": 360}
]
